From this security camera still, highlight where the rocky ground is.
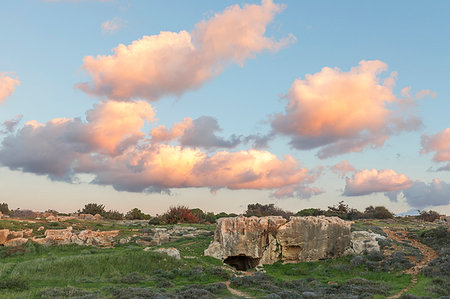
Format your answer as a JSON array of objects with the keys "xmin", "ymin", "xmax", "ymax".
[{"xmin": 0, "ymin": 216, "xmax": 448, "ymax": 298}]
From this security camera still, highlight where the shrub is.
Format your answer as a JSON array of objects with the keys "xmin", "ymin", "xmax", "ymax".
[
  {"xmin": 109, "ymin": 287, "xmax": 166, "ymax": 299},
  {"xmin": 45, "ymin": 209, "xmax": 59, "ymax": 215},
  {"xmin": 326, "ymin": 201, "xmax": 363, "ymax": 220},
  {"xmin": 79, "ymin": 203, "xmax": 106, "ymax": 216},
  {"xmin": 215, "ymin": 212, "xmax": 229, "ymax": 219},
  {"xmin": 417, "ymin": 210, "xmax": 441, "ymax": 222},
  {"xmin": 245, "ymin": 203, "xmax": 293, "ymax": 219},
  {"xmin": 149, "ymin": 216, "xmax": 164, "ymax": 225},
  {"xmin": 125, "ymin": 208, "xmax": 149, "ymax": 220},
  {"xmin": 296, "ymin": 208, "xmax": 326, "ymax": 217},
  {"xmin": 9, "ymin": 209, "xmax": 36, "ymax": 219},
  {"xmin": 0, "ymin": 277, "xmax": 29, "ymax": 291},
  {"xmin": 363, "ymin": 206, "xmax": 394, "ymax": 219},
  {"xmin": 104, "ymin": 210, "xmax": 124, "ymax": 220},
  {"xmin": 164, "ymin": 206, "xmax": 199, "ymax": 224},
  {"xmin": 37, "ymin": 287, "xmax": 101, "ymax": 298},
  {"xmin": 0, "ymin": 202, "xmax": 10, "ymax": 214},
  {"xmin": 120, "ymin": 272, "xmax": 148, "ymax": 284}
]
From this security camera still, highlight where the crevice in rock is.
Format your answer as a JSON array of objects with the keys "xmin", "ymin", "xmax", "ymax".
[{"xmin": 224, "ymin": 255, "xmax": 261, "ymax": 271}]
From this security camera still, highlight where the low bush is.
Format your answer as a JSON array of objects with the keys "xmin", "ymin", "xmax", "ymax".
[
  {"xmin": 0, "ymin": 277, "xmax": 29, "ymax": 291},
  {"xmin": 164, "ymin": 206, "xmax": 199, "ymax": 224},
  {"xmin": 245, "ymin": 203, "xmax": 293, "ymax": 219},
  {"xmin": 37, "ymin": 287, "xmax": 101, "ymax": 298}
]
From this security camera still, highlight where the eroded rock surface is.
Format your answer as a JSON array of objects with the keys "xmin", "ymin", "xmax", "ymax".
[
  {"xmin": 349, "ymin": 231, "xmax": 386, "ymax": 255},
  {"xmin": 204, "ymin": 216, "xmax": 352, "ymax": 269}
]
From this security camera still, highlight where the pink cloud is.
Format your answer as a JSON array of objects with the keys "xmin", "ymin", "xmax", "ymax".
[
  {"xmin": 76, "ymin": 0, "xmax": 295, "ymax": 101},
  {"xmin": 0, "ymin": 73, "xmax": 20, "ymax": 103},
  {"xmin": 101, "ymin": 17, "xmax": 125, "ymax": 34},
  {"xmin": 0, "ymin": 101, "xmax": 318, "ymax": 197},
  {"xmin": 150, "ymin": 116, "xmax": 241, "ymax": 149},
  {"xmin": 271, "ymin": 60, "xmax": 423, "ymax": 158},
  {"xmin": 343, "ymin": 168, "xmax": 412, "ymax": 196},
  {"xmin": 421, "ymin": 128, "xmax": 450, "ymax": 164},
  {"xmin": 331, "ymin": 160, "xmax": 356, "ymax": 178}
]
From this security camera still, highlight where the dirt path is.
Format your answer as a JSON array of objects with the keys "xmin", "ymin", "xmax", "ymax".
[
  {"xmin": 224, "ymin": 280, "xmax": 252, "ymax": 298},
  {"xmin": 384, "ymin": 228, "xmax": 438, "ymax": 299}
]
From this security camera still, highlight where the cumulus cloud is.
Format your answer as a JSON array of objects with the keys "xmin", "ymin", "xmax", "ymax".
[
  {"xmin": 0, "ymin": 73, "xmax": 20, "ymax": 103},
  {"xmin": 421, "ymin": 128, "xmax": 450, "ymax": 170},
  {"xmin": 402, "ymin": 179, "xmax": 450, "ymax": 209},
  {"xmin": 101, "ymin": 17, "xmax": 124, "ymax": 34},
  {"xmin": 1, "ymin": 114, "xmax": 23, "ymax": 133},
  {"xmin": 0, "ymin": 101, "xmax": 155, "ymax": 179},
  {"xmin": 0, "ymin": 102, "xmax": 318, "ymax": 196},
  {"xmin": 343, "ymin": 168, "xmax": 412, "ymax": 196},
  {"xmin": 77, "ymin": 0, "xmax": 295, "ymax": 101},
  {"xmin": 271, "ymin": 60, "xmax": 423, "ymax": 158},
  {"xmin": 331, "ymin": 160, "xmax": 356, "ymax": 178},
  {"xmin": 151, "ymin": 116, "xmax": 240, "ymax": 149}
]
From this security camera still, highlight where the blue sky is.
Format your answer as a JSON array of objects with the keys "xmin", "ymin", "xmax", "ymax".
[{"xmin": 0, "ymin": 0, "xmax": 449, "ymax": 215}]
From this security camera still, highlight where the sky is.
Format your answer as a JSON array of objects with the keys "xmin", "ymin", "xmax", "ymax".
[{"xmin": 0, "ymin": 0, "xmax": 449, "ymax": 215}]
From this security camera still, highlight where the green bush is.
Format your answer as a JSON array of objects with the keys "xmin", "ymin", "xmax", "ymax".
[
  {"xmin": 79, "ymin": 203, "xmax": 106, "ymax": 216},
  {"xmin": 0, "ymin": 277, "xmax": 29, "ymax": 291},
  {"xmin": 104, "ymin": 209, "xmax": 124, "ymax": 220}
]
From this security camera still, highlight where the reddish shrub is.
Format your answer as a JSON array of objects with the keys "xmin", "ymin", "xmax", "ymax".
[{"xmin": 164, "ymin": 206, "xmax": 199, "ymax": 224}]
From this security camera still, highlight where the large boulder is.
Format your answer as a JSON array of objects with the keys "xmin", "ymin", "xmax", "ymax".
[
  {"xmin": 205, "ymin": 216, "xmax": 352, "ymax": 269},
  {"xmin": 153, "ymin": 247, "xmax": 181, "ymax": 260},
  {"xmin": 349, "ymin": 231, "xmax": 385, "ymax": 255},
  {"xmin": 0, "ymin": 229, "xmax": 9, "ymax": 245},
  {"xmin": 4, "ymin": 238, "xmax": 28, "ymax": 247}
]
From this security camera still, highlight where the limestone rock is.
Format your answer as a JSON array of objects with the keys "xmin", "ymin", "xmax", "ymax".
[
  {"xmin": 154, "ymin": 247, "xmax": 181, "ymax": 260},
  {"xmin": 5, "ymin": 237, "xmax": 28, "ymax": 247},
  {"xmin": 204, "ymin": 216, "xmax": 352, "ymax": 269},
  {"xmin": 349, "ymin": 231, "xmax": 385, "ymax": 255},
  {"xmin": 0, "ymin": 229, "xmax": 9, "ymax": 245}
]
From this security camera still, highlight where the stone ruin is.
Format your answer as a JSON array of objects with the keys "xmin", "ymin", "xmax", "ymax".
[{"xmin": 204, "ymin": 215, "xmax": 354, "ymax": 270}]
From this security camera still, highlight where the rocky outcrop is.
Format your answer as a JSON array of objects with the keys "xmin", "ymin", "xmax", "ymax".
[
  {"xmin": 205, "ymin": 216, "xmax": 352, "ymax": 269},
  {"xmin": 1, "ymin": 227, "xmax": 119, "ymax": 247},
  {"xmin": 349, "ymin": 231, "xmax": 386, "ymax": 255}
]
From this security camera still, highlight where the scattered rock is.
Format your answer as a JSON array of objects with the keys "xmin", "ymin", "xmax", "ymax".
[
  {"xmin": 153, "ymin": 247, "xmax": 181, "ymax": 260},
  {"xmin": 349, "ymin": 231, "xmax": 385, "ymax": 255},
  {"xmin": 4, "ymin": 237, "xmax": 28, "ymax": 247},
  {"xmin": 0, "ymin": 229, "xmax": 10, "ymax": 245}
]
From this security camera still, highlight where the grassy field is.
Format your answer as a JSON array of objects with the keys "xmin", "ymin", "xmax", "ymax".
[{"xmin": 0, "ymin": 218, "xmax": 448, "ymax": 298}]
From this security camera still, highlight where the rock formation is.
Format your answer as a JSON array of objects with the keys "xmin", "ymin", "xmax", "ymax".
[
  {"xmin": 0, "ymin": 227, "xmax": 119, "ymax": 247},
  {"xmin": 204, "ymin": 216, "xmax": 352, "ymax": 270},
  {"xmin": 349, "ymin": 231, "xmax": 386, "ymax": 255}
]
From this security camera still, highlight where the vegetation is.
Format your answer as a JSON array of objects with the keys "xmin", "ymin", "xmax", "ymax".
[
  {"xmin": 79, "ymin": 203, "xmax": 106, "ymax": 216},
  {"xmin": 103, "ymin": 210, "xmax": 124, "ymax": 220},
  {"xmin": 245, "ymin": 203, "xmax": 293, "ymax": 219},
  {"xmin": 164, "ymin": 206, "xmax": 199, "ymax": 224},
  {"xmin": 417, "ymin": 210, "xmax": 441, "ymax": 222},
  {"xmin": 125, "ymin": 208, "xmax": 150, "ymax": 220},
  {"xmin": 0, "ymin": 202, "xmax": 10, "ymax": 215}
]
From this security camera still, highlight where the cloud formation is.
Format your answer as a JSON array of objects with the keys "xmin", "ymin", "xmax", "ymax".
[
  {"xmin": 0, "ymin": 101, "xmax": 317, "ymax": 196},
  {"xmin": 421, "ymin": 128, "xmax": 450, "ymax": 170},
  {"xmin": 343, "ymin": 168, "xmax": 412, "ymax": 196},
  {"xmin": 331, "ymin": 160, "xmax": 356, "ymax": 178},
  {"xmin": 77, "ymin": 0, "xmax": 294, "ymax": 101},
  {"xmin": 402, "ymin": 179, "xmax": 450, "ymax": 209},
  {"xmin": 1, "ymin": 114, "xmax": 23, "ymax": 133},
  {"xmin": 271, "ymin": 60, "xmax": 423, "ymax": 158},
  {"xmin": 151, "ymin": 116, "xmax": 241, "ymax": 149},
  {"xmin": 0, "ymin": 101, "xmax": 154, "ymax": 178},
  {"xmin": 101, "ymin": 17, "xmax": 125, "ymax": 34},
  {"xmin": 0, "ymin": 73, "xmax": 20, "ymax": 103}
]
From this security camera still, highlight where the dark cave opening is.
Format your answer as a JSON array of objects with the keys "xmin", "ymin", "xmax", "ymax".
[{"xmin": 223, "ymin": 255, "xmax": 261, "ymax": 271}]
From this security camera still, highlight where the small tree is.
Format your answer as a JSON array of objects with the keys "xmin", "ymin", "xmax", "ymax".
[
  {"xmin": 164, "ymin": 206, "xmax": 199, "ymax": 224},
  {"xmin": 326, "ymin": 201, "xmax": 363, "ymax": 220},
  {"xmin": 245, "ymin": 203, "xmax": 293, "ymax": 219},
  {"xmin": 0, "ymin": 203, "xmax": 10, "ymax": 215},
  {"xmin": 364, "ymin": 206, "xmax": 394, "ymax": 219},
  {"xmin": 79, "ymin": 203, "xmax": 106, "ymax": 216},
  {"xmin": 417, "ymin": 210, "xmax": 441, "ymax": 222},
  {"xmin": 104, "ymin": 210, "xmax": 124, "ymax": 220},
  {"xmin": 125, "ymin": 208, "xmax": 149, "ymax": 220}
]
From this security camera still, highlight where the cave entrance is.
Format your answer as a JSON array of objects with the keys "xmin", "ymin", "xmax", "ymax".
[{"xmin": 223, "ymin": 255, "xmax": 261, "ymax": 271}]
